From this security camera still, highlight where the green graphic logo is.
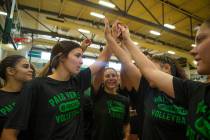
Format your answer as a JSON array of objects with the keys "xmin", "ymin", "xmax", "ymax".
[
  {"xmin": 48, "ymin": 91, "xmax": 81, "ymax": 124},
  {"xmin": 151, "ymin": 95, "xmax": 188, "ymax": 124},
  {"xmin": 0, "ymin": 101, "xmax": 16, "ymax": 116},
  {"xmin": 186, "ymin": 100, "xmax": 210, "ymax": 140},
  {"xmin": 107, "ymin": 100, "xmax": 125, "ymax": 120}
]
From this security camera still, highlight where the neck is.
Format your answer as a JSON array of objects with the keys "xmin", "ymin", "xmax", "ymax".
[
  {"xmin": 49, "ymin": 66, "xmax": 71, "ymax": 81},
  {"xmin": 1, "ymin": 79, "xmax": 23, "ymax": 92},
  {"xmin": 104, "ymin": 87, "xmax": 117, "ymax": 95}
]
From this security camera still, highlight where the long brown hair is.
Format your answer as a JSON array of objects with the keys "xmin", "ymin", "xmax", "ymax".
[
  {"xmin": 39, "ymin": 40, "xmax": 81, "ymax": 77},
  {"xmin": 151, "ymin": 55, "xmax": 188, "ymax": 80}
]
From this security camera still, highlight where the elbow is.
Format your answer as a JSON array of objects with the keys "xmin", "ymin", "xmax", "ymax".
[{"xmin": 149, "ymin": 81, "xmax": 156, "ymax": 88}]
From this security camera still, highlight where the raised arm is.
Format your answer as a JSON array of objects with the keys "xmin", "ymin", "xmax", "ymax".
[
  {"xmin": 88, "ymin": 44, "xmax": 111, "ymax": 76},
  {"xmin": 118, "ymin": 25, "xmax": 174, "ymax": 98},
  {"xmin": 104, "ymin": 19, "xmax": 141, "ymax": 91}
]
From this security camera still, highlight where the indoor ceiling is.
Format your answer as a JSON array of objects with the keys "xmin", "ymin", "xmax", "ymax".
[{"xmin": 2, "ymin": 0, "xmax": 210, "ymax": 66}]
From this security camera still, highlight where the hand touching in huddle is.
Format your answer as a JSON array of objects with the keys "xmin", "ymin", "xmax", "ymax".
[
  {"xmin": 111, "ymin": 20, "xmax": 122, "ymax": 43},
  {"xmin": 117, "ymin": 24, "xmax": 132, "ymax": 45}
]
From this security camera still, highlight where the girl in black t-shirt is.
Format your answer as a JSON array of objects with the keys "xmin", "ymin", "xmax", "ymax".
[
  {"xmin": 106, "ymin": 18, "xmax": 210, "ymax": 140},
  {"xmin": 91, "ymin": 67, "xmax": 130, "ymax": 140},
  {"xmin": 0, "ymin": 55, "xmax": 33, "ymax": 134},
  {"xmin": 1, "ymin": 39, "xmax": 111, "ymax": 140},
  {"xmin": 104, "ymin": 18, "xmax": 188, "ymax": 140}
]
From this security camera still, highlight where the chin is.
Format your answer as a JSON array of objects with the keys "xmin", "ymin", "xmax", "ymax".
[
  {"xmin": 107, "ymin": 85, "xmax": 117, "ymax": 90},
  {"xmin": 197, "ymin": 68, "xmax": 210, "ymax": 75}
]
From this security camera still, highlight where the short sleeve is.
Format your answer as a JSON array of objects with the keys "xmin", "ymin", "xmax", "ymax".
[
  {"xmin": 4, "ymin": 80, "xmax": 38, "ymax": 130},
  {"xmin": 77, "ymin": 68, "xmax": 91, "ymax": 92},
  {"xmin": 90, "ymin": 85, "xmax": 104, "ymax": 101},
  {"xmin": 173, "ymin": 77, "xmax": 204, "ymax": 108},
  {"xmin": 139, "ymin": 77, "xmax": 150, "ymax": 96}
]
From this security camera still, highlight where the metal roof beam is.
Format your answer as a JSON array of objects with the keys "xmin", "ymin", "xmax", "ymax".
[
  {"xmin": 70, "ymin": 0, "xmax": 194, "ymax": 40},
  {"xmin": 18, "ymin": 4, "xmax": 190, "ymax": 51},
  {"xmin": 158, "ymin": 0, "xmax": 204, "ymax": 22}
]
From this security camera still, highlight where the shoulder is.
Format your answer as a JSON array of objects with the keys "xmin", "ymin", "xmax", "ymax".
[
  {"xmin": 23, "ymin": 77, "xmax": 47, "ymax": 89},
  {"xmin": 78, "ymin": 67, "xmax": 91, "ymax": 76},
  {"xmin": 173, "ymin": 77, "xmax": 207, "ymax": 91}
]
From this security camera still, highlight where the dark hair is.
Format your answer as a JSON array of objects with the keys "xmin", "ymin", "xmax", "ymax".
[
  {"xmin": 0, "ymin": 55, "xmax": 25, "ymax": 81},
  {"xmin": 39, "ymin": 40, "xmax": 81, "ymax": 77},
  {"xmin": 151, "ymin": 55, "xmax": 188, "ymax": 80}
]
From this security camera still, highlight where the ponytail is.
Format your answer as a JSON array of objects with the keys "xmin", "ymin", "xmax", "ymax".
[{"xmin": 38, "ymin": 62, "xmax": 52, "ymax": 77}]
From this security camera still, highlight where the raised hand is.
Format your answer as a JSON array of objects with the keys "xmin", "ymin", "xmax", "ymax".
[
  {"xmin": 104, "ymin": 18, "xmax": 114, "ymax": 41},
  {"xmin": 118, "ymin": 24, "xmax": 132, "ymax": 45},
  {"xmin": 111, "ymin": 20, "xmax": 122, "ymax": 42},
  {"xmin": 81, "ymin": 38, "xmax": 92, "ymax": 52}
]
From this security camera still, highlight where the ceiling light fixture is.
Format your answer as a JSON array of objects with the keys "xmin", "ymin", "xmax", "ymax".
[
  {"xmin": 164, "ymin": 24, "xmax": 176, "ymax": 29},
  {"xmin": 133, "ymin": 41, "xmax": 138, "ymax": 45},
  {"xmin": 191, "ymin": 44, "xmax": 196, "ymax": 47},
  {"xmin": 0, "ymin": 11, "xmax": 7, "ymax": 16},
  {"xmin": 167, "ymin": 51, "xmax": 175, "ymax": 55},
  {"xmin": 90, "ymin": 12, "xmax": 105, "ymax": 19},
  {"xmin": 193, "ymin": 60, "xmax": 197, "ymax": 65},
  {"xmin": 150, "ymin": 30, "xmax": 161, "ymax": 36},
  {"xmin": 78, "ymin": 29, "xmax": 90, "ymax": 34},
  {"xmin": 98, "ymin": 0, "xmax": 115, "ymax": 8}
]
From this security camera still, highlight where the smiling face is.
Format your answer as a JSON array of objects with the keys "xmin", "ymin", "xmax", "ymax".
[
  {"xmin": 11, "ymin": 58, "xmax": 33, "ymax": 82},
  {"xmin": 103, "ymin": 68, "xmax": 119, "ymax": 92},
  {"xmin": 190, "ymin": 23, "xmax": 210, "ymax": 75}
]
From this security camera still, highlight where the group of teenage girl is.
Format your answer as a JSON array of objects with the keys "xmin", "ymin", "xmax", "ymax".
[{"xmin": 0, "ymin": 17, "xmax": 209, "ymax": 140}]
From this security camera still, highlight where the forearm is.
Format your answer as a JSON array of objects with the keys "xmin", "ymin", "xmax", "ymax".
[
  {"xmin": 125, "ymin": 39, "xmax": 174, "ymax": 97},
  {"xmin": 89, "ymin": 46, "xmax": 111, "ymax": 75},
  {"xmin": 125, "ymin": 39, "xmax": 157, "ymax": 73},
  {"xmin": 107, "ymin": 38, "xmax": 131, "ymax": 65}
]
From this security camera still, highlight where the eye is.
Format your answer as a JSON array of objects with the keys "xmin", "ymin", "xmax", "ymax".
[
  {"xmin": 105, "ymin": 74, "xmax": 110, "ymax": 78},
  {"xmin": 196, "ymin": 35, "xmax": 207, "ymax": 44},
  {"xmin": 22, "ymin": 64, "xmax": 30, "ymax": 68},
  {"xmin": 75, "ymin": 53, "xmax": 81, "ymax": 58},
  {"xmin": 112, "ymin": 74, "xmax": 116, "ymax": 77}
]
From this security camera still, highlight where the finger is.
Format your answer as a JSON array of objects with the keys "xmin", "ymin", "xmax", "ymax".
[
  {"xmin": 112, "ymin": 20, "xmax": 119, "ymax": 29},
  {"xmin": 118, "ymin": 25, "xmax": 125, "ymax": 32},
  {"xmin": 104, "ymin": 17, "xmax": 110, "ymax": 30}
]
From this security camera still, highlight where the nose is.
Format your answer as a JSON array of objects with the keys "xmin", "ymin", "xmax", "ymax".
[
  {"xmin": 28, "ymin": 67, "xmax": 33, "ymax": 73},
  {"xmin": 80, "ymin": 58, "xmax": 83, "ymax": 65},
  {"xmin": 190, "ymin": 45, "xmax": 198, "ymax": 57}
]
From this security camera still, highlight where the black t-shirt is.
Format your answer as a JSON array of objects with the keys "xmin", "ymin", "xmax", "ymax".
[
  {"xmin": 83, "ymin": 87, "xmax": 93, "ymax": 140},
  {"xmin": 0, "ymin": 90, "xmax": 19, "ymax": 133},
  {"xmin": 91, "ymin": 86, "xmax": 130, "ymax": 140},
  {"xmin": 173, "ymin": 77, "xmax": 210, "ymax": 140},
  {"xmin": 119, "ymin": 88, "xmax": 141, "ymax": 136},
  {"xmin": 5, "ymin": 68, "xmax": 91, "ymax": 140},
  {"xmin": 139, "ymin": 77, "xmax": 188, "ymax": 140}
]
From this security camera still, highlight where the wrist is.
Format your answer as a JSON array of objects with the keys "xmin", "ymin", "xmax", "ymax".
[{"xmin": 123, "ymin": 38, "xmax": 133, "ymax": 46}]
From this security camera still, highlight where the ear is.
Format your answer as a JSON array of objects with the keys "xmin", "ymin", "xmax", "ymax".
[
  {"xmin": 162, "ymin": 64, "xmax": 171, "ymax": 74},
  {"xmin": 59, "ymin": 55, "xmax": 66, "ymax": 63},
  {"xmin": 6, "ymin": 67, "xmax": 16, "ymax": 76}
]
